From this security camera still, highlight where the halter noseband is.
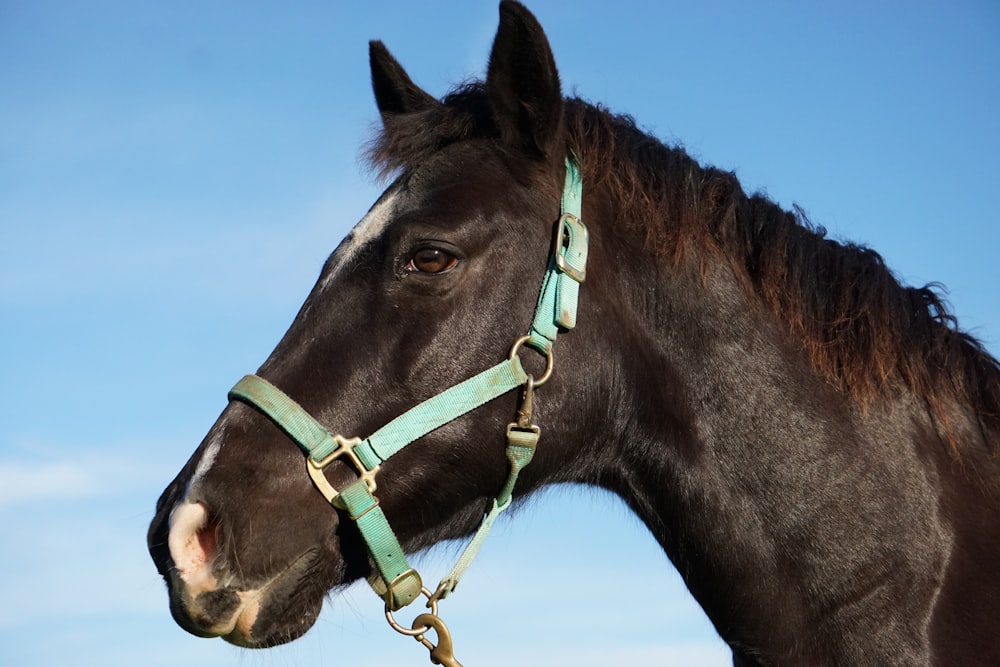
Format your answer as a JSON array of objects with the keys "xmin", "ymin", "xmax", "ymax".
[{"xmin": 227, "ymin": 157, "xmax": 586, "ymax": 666}]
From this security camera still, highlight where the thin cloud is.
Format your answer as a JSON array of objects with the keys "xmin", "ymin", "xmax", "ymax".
[
  {"xmin": 0, "ymin": 449, "xmax": 167, "ymax": 508},
  {"xmin": 0, "ymin": 461, "xmax": 98, "ymax": 507}
]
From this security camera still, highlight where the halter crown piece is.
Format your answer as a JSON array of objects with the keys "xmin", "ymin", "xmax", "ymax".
[{"xmin": 228, "ymin": 157, "xmax": 587, "ymax": 667}]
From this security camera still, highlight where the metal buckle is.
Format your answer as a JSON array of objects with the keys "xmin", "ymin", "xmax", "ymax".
[
  {"xmin": 383, "ymin": 569, "xmax": 424, "ymax": 611},
  {"xmin": 306, "ymin": 435, "xmax": 380, "ymax": 507},
  {"xmin": 553, "ymin": 213, "xmax": 587, "ymax": 283},
  {"xmin": 505, "ymin": 422, "xmax": 540, "ymax": 447}
]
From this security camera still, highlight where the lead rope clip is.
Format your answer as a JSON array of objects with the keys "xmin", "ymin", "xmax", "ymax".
[
  {"xmin": 412, "ymin": 613, "xmax": 462, "ymax": 667},
  {"xmin": 385, "ymin": 588, "xmax": 464, "ymax": 667}
]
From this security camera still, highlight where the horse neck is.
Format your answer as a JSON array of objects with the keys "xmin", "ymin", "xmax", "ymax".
[{"xmin": 578, "ymin": 206, "xmax": 960, "ymax": 657}]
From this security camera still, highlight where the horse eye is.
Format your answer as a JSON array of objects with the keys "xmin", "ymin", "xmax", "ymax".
[{"xmin": 407, "ymin": 248, "xmax": 458, "ymax": 274}]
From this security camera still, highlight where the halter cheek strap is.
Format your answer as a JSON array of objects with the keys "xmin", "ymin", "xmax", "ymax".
[
  {"xmin": 529, "ymin": 155, "xmax": 586, "ymax": 352},
  {"xmin": 227, "ymin": 157, "xmax": 586, "ymax": 660}
]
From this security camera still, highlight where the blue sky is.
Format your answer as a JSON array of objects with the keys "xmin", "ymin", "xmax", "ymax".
[{"xmin": 1, "ymin": 2, "xmax": 997, "ymax": 665}]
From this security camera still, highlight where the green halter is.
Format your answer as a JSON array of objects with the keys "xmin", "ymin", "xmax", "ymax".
[{"xmin": 227, "ymin": 157, "xmax": 586, "ymax": 660}]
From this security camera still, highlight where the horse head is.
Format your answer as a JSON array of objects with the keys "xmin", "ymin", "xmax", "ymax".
[{"xmin": 147, "ymin": 1, "xmax": 617, "ymax": 648}]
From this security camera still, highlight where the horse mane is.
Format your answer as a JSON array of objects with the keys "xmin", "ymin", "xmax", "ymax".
[{"xmin": 366, "ymin": 83, "xmax": 1000, "ymax": 445}]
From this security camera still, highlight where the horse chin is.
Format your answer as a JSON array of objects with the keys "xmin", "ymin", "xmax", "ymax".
[
  {"xmin": 168, "ymin": 548, "xmax": 328, "ymax": 648},
  {"xmin": 221, "ymin": 589, "xmax": 324, "ymax": 648},
  {"xmin": 229, "ymin": 573, "xmax": 327, "ymax": 648}
]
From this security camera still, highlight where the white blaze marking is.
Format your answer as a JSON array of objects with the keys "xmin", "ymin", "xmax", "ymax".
[
  {"xmin": 167, "ymin": 430, "xmax": 221, "ymax": 586},
  {"xmin": 187, "ymin": 431, "xmax": 221, "ymax": 495},
  {"xmin": 320, "ymin": 185, "xmax": 400, "ymax": 290}
]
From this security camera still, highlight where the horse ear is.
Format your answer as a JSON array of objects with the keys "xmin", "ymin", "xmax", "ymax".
[
  {"xmin": 486, "ymin": 1, "xmax": 563, "ymax": 158},
  {"xmin": 369, "ymin": 40, "xmax": 440, "ymax": 118}
]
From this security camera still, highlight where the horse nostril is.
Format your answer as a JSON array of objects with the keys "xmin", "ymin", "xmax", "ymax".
[
  {"xmin": 196, "ymin": 512, "xmax": 217, "ymax": 562},
  {"xmin": 168, "ymin": 501, "xmax": 220, "ymax": 592}
]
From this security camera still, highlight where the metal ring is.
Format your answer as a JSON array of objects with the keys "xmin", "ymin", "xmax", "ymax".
[
  {"xmin": 508, "ymin": 335, "xmax": 555, "ymax": 386},
  {"xmin": 385, "ymin": 587, "xmax": 438, "ymax": 637}
]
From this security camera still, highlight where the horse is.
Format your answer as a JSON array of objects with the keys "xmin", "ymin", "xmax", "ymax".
[{"xmin": 147, "ymin": 2, "xmax": 1000, "ymax": 665}]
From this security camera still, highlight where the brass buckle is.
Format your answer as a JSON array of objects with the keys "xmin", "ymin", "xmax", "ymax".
[
  {"xmin": 384, "ymin": 569, "xmax": 423, "ymax": 610},
  {"xmin": 553, "ymin": 213, "xmax": 587, "ymax": 283},
  {"xmin": 306, "ymin": 435, "xmax": 380, "ymax": 507},
  {"xmin": 505, "ymin": 422, "xmax": 541, "ymax": 446}
]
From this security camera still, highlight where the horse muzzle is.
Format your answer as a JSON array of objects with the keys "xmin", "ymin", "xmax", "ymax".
[{"xmin": 151, "ymin": 500, "xmax": 324, "ymax": 648}]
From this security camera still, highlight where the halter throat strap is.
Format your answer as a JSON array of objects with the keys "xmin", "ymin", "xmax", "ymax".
[{"xmin": 227, "ymin": 157, "xmax": 586, "ymax": 612}]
